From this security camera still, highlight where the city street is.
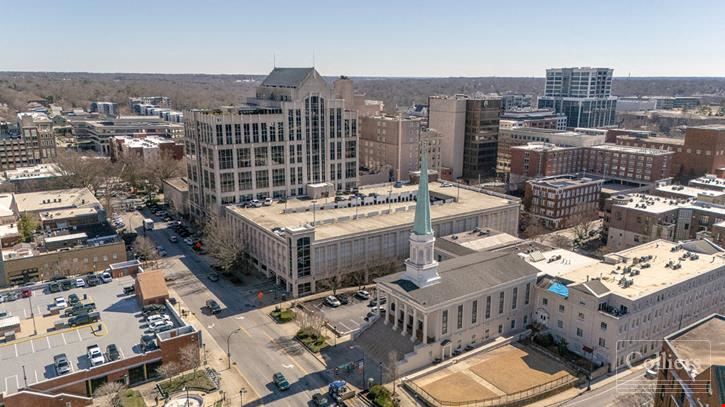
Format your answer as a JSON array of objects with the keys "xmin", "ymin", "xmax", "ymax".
[{"xmin": 122, "ymin": 209, "xmax": 337, "ymax": 407}]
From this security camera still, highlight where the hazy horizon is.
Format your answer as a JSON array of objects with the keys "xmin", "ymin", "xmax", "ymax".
[{"xmin": 2, "ymin": 0, "xmax": 724, "ymax": 77}]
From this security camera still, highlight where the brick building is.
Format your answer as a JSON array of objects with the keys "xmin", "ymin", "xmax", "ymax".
[{"xmin": 524, "ymin": 175, "xmax": 603, "ymax": 229}]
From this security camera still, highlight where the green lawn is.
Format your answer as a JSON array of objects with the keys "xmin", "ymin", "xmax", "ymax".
[
  {"xmin": 270, "ymin": 308, "xmax": 296, "ymax": 323},
  {"xmin": 296, "ymin": 328, "xmax": 330, "ymax": 353},
  {"xmin": 158, "ymin": 370, "xmax": 216, "ymax": 397},
  {"xmin": 119, "ymin": 389, "xmax": 146, "ymax": 407}
]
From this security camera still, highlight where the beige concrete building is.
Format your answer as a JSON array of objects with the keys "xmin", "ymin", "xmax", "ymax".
[
  {"xmin": 225, "ymin": 181, "xmax": 520, "ymax": 297},
  {"xmin": 359, "ymin": 114, "xmax": 441, "ymax": 183},
  {"xmin": 534, "ymin": 239, "xmax": 725, "ymax": 369},
  {"xmin": 70, "ymin": 116, "xmax": 184, "ymax": 154},
  {"xmin": 14, "ymin": 188, "xmax": 104, "ymax": 223},
  {"xmin": 162, "ymin": 177, "xmax": 189, "ymax": 217}
]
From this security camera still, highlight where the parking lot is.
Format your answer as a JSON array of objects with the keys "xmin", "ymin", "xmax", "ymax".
[
  {"xmin": 0, "ymin": 275, "xmax": 177, "ymax": 394},
  {"xmin": 307, "ymin": 290, "xmax": 380, "ymax": 336}
]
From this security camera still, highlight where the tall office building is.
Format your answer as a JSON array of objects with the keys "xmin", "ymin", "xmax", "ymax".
[
  {"xmin": 428, "ymin": 95, "xmax": 501, "ymax": 181},
  {"xmin": 184, "ymin": 67, "xmax": 359, "ymax": 219},
  {"xmin": 537, "ymin": 67, "xmax": 617, "ymax": 128}
]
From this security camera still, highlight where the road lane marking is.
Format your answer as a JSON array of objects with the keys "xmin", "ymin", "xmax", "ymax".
[
  {"xmin": 46, "ymin": 337, "xmax": 51, "ymax": 349},
  {"xmin": 282, "ymin": 364, "xmax": 294, "ymax": 369},
  {"xmin": 61, "ymin": 333, "xmax": 67, "ymax": 345},
  {"xmin": 30, "ymin": 340, "xmax": 34, "ymax": 353},
  {"xmin": 207, "ymin": 324, "xmax": 214, "ymax": 329},
  {"xmin": 33, "ymin": 370, "xmax": 38, "ymax": 384},
  {"xmin": 13, "ymin": 344, "xmax": 17, "ymax": 357}
]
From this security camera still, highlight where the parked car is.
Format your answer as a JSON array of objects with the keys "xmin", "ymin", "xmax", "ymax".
[
  {"xmin": 100, "ymin": 272, "xmax": 112, "ymax": 283},
  {"xmin": 106, "ymin": 344, "xmax": 120, "ymax": 361},
  {"xmin": 355, "ymin": 290, "xmax": 370, "ymax": 300},
  {"xmin": 54, "ymin": 297, "xmax": 67, "ymax": 308},
  {"xmin": 69, "ymin": 312, "xmax": 100, "ymax": 327},
  {"xmin": 368, "ymin": 297, "xmax": 387, "ymax": 307},
  {"xmin": 122, "ymin": 286, "xmax": 135, "ymax": 295},
  {"xmin": 48, "ymin": 282, "xmax": 61, "ymax": 293},
  {"xmin": 169, "ymin": 235, "xmax": 178, "ymax": 243},
  {"xmin": 149, "ymin": 320, "xmax": 173, "ymax": 333},
  {"xmin": 140, "ymin": 334, "xmax": 157, "ymax": 352},
  {"xmin": 146, "ymin": 314, "xmax": 171, "ymax": 324},
  {"xmin": 60, "ymin": 280, "xmax": 73, "ymax": 290},
  {"xmin": 324, "ymin": 295, "xmax": 341, "ymax": 307},
  {"xmin": 5, "ymin": 291, "xmax": 19, "ymax": 301},
  {"xmin": 184, "ymin": 238, "xmax": 194, "ymax": 246},
  {"xmin": 86, "ymin": 345, "xmax": 105, "ymax": 366},
  {"xmin": 207, "ymin": 273, "xmax": 220, "ymax": 282},
  {"xmin": 206, "ymin": 299, "xmax": 222, "ymax": 314},
  {"xmin": 249, "ymin": 199, "xmax": 263, "ymax": 208},
  {"xmin": 263, "ymin": 198, "xmax": 273, "ymax": 206},
  {"xmin": 21, "ymin": 288, "xmax": 32, "ymax": 298},
  {"xmin": 312, "ymin": 393, "xmax": 329, "ymax": 406},
  {"xmin": 335, "ymin": 294, "xmax": 349, "ymax": 305},
  {"xmin": 54, "ymin": 353, "xmax": 71, "ymax": 375},
  {"xmin": 86, "ymin": 275, "xmax": 100, "ymax": 287},
  {"xmin": 272, "ymin": 372, "xmax": 290, "ymax": 391},
  {"xmin": 75, "ymin": 278, "xmax": 86, "ymax": 288},
  {"xmin": 68, "ymin": 293, "xmax": 80, "ymax": 305},
  {"xmin": 64, "ymin": 303, "xmax": 96, "ymax": 317}
]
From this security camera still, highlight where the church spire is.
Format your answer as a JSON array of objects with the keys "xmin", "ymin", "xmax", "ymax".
[{"xmin": 412, "ymin": 147, "xmax": 433, "ymax": 236}]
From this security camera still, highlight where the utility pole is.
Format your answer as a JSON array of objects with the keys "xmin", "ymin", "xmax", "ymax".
[{"xmin": 227, "ymin": 328, "xmax": 241, "ymax": 369}]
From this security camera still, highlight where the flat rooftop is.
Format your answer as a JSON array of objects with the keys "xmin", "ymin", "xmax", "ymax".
[
  {"xmin": 613, "ymin": 193, "xmax": 725, "ymax": 216},
  {"xmin": 163, "ymin": 177, "xmax": 189, "ymax": 192},
  {"xmin": 437, "ymin": 229, "xmax": 523, "ymax": 257},
  {"xmin": 554, "ymin": 240, "xmax": 725, "ymax": 300},
  {"xmin": 522, "ymin": 248, "xmax": 599, "ymax": 278},
  {"xmin": 2, "ymin": 164, "xmax": 63, "ymax": 181},
  {"xmin": 529, "ymin": 176, "xmax": 603, "ymax": 189},
  {"xmin": 588, "ymin": 143, "xmax": 674, "ymax": 155},
  {"xmin": 15, "ymin": 188, "xmax": 100, "ymax": 213},
  {"xmin": 666, "ymin": 314, "xmax": 725, "ymax": 377},
  {"xmin": 656, "ymin": 185, "xmax": 725, "ymax": 199},
  {"xmin": 0, "ymin": 275, "xmax": 183, "ymax": 395},
  {"xmin": 616, "ymin": 135, "xmax": 684, "ymax": 145},
  {"xmin": 227, "ymin": 182, "xmax": 517, "ymax": 241},
  {"xmin": 689, "ymin": 175, "xmax": 725, "ymax": 190},
  {"xmin": 511, "ymin": 142, "xmax": 576, "ymax": 152}
]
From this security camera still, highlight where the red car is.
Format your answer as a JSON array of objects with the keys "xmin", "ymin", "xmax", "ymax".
[{"xmin": 21, "ymin": 288, "xmax": 32, "ymax": 298}]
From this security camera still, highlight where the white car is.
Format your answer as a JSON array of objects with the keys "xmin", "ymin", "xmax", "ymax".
[
  {"xmin": 355, "ymin": 290, "xmax": 370, "ymax": 300},
  {"xmin": 86, "ymin": 345, "xmax": 104, "ymax": 366},
  {"xmin": 249, "ymin": 199, "xmax": 262, "ymax": 208},
  {"xmin": 184, "ymin": 238, "xmax": 194, "ymax": 246},
  {"xmin": 149, "ymin": 320, "xmax": 174, "ymax": 333},
  {"xmin": 324, "ymin": 295, "xmax": 341, "ymax": 307},
  {"xmin": 146, "ymin": 314, "xmax": 171, "ymax": 324},
  {"xmin": 54, "ymin": 297, "xmax": 67, "ymax": 308},
  {"xmin": 100, "ymin": 272, "xmax": 112, "ymax": 283},
  {"xmin": 75, "ymin": 278, "xmax": 86, "ymax": 288},
  {"xmin": 169, "ymin": 235, "xmax": 178, "ymax": 243},
  {"xmin": 263, "ymin": 198, "xmax": 273, "ymax": 206}
]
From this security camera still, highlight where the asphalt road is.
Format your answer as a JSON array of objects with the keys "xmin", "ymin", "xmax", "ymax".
[
  {"xmin": 561, "ymin": 367, "xmax": 653, "ymax": 407},
  {"xmin": 123, "ymin": 210, "xmax": 335, "ymax": 407}
]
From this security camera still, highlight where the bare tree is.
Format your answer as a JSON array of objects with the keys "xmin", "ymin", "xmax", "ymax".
[
  {"xmin": 93, "ymin": 381, "xmax": 126, "ymax": 407},
  {"xmin": 548, "ymin": 234, "xmax": 573, "ymax": 250},
  {"xmin": 133, "ymin": 236, "xmax": 159, "ymax": 266},
  {"xmin": 298, "ymin": 308, "xmax": 326, "ymax": 334},
  {"xmin": 156, "ymin": 361, "xmax": 182, "ymax": 380},
  {"xmin": 54, "ymin": 149, "xmax": 116, "ymax": 195},
  {"xmin": 568, "ymin": 211, "xmax": 599, "ymax": 241},
  {"xmin": 612, "ymin": 382, "xmax": 655, "ymax": 407},
  {"xmin": 522, "ymin": 220, "xmax": 549, "ymax": 242},
  {"xmin": 145, "ymin": 152, "xmax": 185, "ymax": 189},
  {"xmin": 384, "ymin": 350, "xmax": 400, "ymax": 395},
  {"xmin": 203, "ymin": 214, "xmax": 248, "ymax": 276},
  {"xmin": 179, "ymin": 344, "xmax": 200, "ymax": 375}
]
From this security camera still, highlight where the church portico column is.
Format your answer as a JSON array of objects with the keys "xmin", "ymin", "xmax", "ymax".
[
  {"xmin": 410, "ymin": 308, "xmax": 417, "ymax": 342},
  {"xmin": 393, "ymin": 298, "xmax": 399, "ymax": 330},
  {"xmin": 401, "ymin": 303, "xmax": 408, "ymax": 336},
  {"xmin": 423, "ymin": 314, "xmax": 429, "ymax": 344}
]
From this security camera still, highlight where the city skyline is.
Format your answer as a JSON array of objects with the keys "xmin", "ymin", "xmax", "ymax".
[{"xmin": 2, "ymin": 0, "xmax": 724, "ymax": 77}]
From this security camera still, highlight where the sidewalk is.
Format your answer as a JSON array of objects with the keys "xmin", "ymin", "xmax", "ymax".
[{"xmin": 527, "ymin": 364, "xmax": 647, "ymax": 407}]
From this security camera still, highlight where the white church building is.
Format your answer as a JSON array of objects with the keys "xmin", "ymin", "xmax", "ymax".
[{"xmin": 358, "ymin": 151, "xmax": 539, "ymax": 373}]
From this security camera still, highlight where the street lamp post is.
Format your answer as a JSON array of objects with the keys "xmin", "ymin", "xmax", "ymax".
[
  {"xmin": 183, "ymin": 386, "xmax": 189, "ymax": 407},
  {"xmin": 239, "ymin": 388, "xmax": 246, "ymax": 406},
  {"xmin": 227, "ymin": 328, "xmax": 241, "ymax": 369}
]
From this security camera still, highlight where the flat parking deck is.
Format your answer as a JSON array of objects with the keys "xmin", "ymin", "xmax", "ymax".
[
  {"xmin": 307, "ymin": 291, "xmax": 377, "ymax": 335},
  {"xmin": 0, "ymin": 275, "xmax": 174, "ymax": 394}
]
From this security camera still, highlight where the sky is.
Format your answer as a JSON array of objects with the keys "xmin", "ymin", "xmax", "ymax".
[{"xmin": 2, "ymin": 0, "xmax": 724, "ymax": 77}]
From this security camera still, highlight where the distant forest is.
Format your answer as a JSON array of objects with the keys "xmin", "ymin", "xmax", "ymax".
[{"xmin": 1, "ymin": 71, "xmax": 725, "ymax": 119}]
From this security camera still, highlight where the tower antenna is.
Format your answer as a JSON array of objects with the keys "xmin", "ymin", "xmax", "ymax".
[
  {"xmin": 312, "ymin": 49, "xmax": 315, "ymax": 67},
  {"xmin": 273, "ymin": 53, "xmax": 276, "ymax": 68}
]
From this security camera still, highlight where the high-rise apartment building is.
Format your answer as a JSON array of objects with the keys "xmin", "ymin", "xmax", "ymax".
[
  {"xmin": 428, "ymin": 95, "xmax": 501, "ymax": 181},
  {"xmin": 184, "ymin": 67, "xmax": 359, "ymax": 219},
  {"xmin": 537, "ymin": 67, "xmax": 617, "ymax": 128}
]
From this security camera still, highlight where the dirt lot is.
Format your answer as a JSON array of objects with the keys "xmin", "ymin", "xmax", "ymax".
[
  {"xmin": 423, "ymin": 372, "xmax": 497, "ymax": 403},
  {"xmin": 469, "ymin": 345, "xmax": 575, "ymax": 394},
  {"xmin": 413, "ymin": 344, "xmax": 577, "ymax": 404}
]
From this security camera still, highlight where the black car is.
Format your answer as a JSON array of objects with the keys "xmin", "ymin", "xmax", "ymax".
[
  {"xmin": 86, "ymin": 275, "xmax": 100, "ymax": 287},
  {"xmin": 107, "ymin": 344, "xmax": 120, "ymax": 361},
  {"xmin": 48, "ymin": 282, "xmax": 61, "ymax": 293},
  {"xmin": 368, "ymin": 297, "xmax": 387, "ymax": 307},
  {"xmin": 335, "ymin": 294, "xmax": 349, "ymax": 305},
  {"xmin": 206, "ymin": 299, "xmax": 222, "ymax": 314},
  {"xmin": 140, "ymin": 334, "xmax": 157, "ymax": 352},
  {"xmin": 60, "ymin": 280, "xmax": 73, "ymax": 291},
  {"xmin": 68, "ymin": 293, "xmax": 80, "ymax": 306},
  {"xmin": 123, "ymin": 286, "xmax": 135, "ymax": 295}
]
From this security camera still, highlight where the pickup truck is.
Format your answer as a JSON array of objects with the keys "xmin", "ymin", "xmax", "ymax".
[
  {"xmin": 69, "ymin": 311, "xmax": 100, "ymax": 327},
  {"xmin": 87, "ymin": 345, "xmax": 104, "ymax": 366}
]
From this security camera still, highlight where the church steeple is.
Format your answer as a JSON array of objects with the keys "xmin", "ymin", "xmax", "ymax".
[
  {"xmin": 402, "ymin": 145, "xmax": 441, "ymax": 288},
  {"xmin": 412, "ymin": 148, "xmax": 433, "ymax": 236}
]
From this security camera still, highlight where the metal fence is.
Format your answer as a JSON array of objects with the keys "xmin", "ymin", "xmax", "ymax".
[{"xmin": 403, "ymin": 374, "xmax": 581, "ymax": 407}]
